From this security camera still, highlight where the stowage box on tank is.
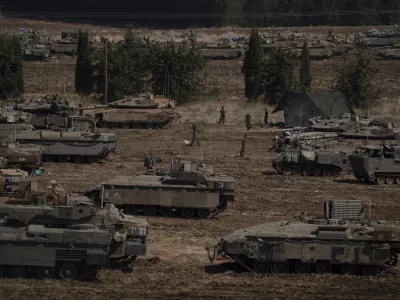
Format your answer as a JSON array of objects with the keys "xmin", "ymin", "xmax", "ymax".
[
  {"xmin": 207, "ymin": 200, "xmax": 400, "ymax": 276},
  {"xmin": 349, "ymin": 145, "xmax": 400, "ymax": 184},
  {"xmin": 272, "ymin": 149, "xmax": 351, "ymax": 176},
  {"xmin": 85, "ymin": 158, "xmax": 236, "ymax": 219},
  {"xmin": 0, "ymin": 203, "xmax": 148, "ymax": 280}
]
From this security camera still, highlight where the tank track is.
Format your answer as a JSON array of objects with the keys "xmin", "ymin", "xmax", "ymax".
[
  {"xmin": 121, "ymin": 199, "xmax": 228, "ymax": 220},
  {"xmin": 272, "ymin": 161, "xmax": 342, "ymax": 177}
]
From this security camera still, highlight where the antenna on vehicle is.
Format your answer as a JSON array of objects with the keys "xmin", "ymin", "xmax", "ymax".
[
  {"xmin": 369, "ymin": 197, "xmax": 372, "ymax": 220},
  {"xmin": 208, "ymin": 124, "xmax": 212, "ymax": 164}
]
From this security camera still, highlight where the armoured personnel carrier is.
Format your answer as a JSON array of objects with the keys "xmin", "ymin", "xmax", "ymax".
[
  {"xmin": 0, "ymin": 203, "xmax": 148, "ymax": 279},
  {"xmin": 15, "ymin": 131, "xmax": 116, "ymax": 163},
  {"xmin": 207, "ymin": 200, "xmax": 400, "ymax": 275},
  {"xmin": 272, "ymin": 149, "xmax": 351, "ymax": 176},
  {"xmin": 85, "ymin": 94, "xmax": 178, "ymax": 129},
  {"xmin": 349, "ymin": 145, "xmax": 400, "ymax": 184},
  {"xmin": 85, "ymin": 157, "xmax": 236, "ymax": 219}
]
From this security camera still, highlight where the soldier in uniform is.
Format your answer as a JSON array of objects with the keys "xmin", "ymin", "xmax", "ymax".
[
  {"xmin": 190, "ymin": 124, "xmax": 200, "ymax": 146},
  {"xmin": 218, "ymin": 106, "xmax": 225, "ymax": 124},
  {"xmin": 264, "ymin": 108, "xmax": 269, "ymax": 126},
  {"xmin": 240, "ymin": 134, "xmax": 247, "ymax": 157},
  {"xmin": 245, "ymin": 114, "xmax": 252, "ymax": 130},
  {"xmin": 79, "ymin": 103, "xmax": 83, "ymax": 116}
]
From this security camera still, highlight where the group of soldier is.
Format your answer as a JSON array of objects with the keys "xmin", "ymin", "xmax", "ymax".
[{"xmin": 189, "ymin": 106, "xmax": 269, "ymax": 158}]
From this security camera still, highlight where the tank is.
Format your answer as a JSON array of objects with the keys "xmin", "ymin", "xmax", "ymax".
[
  {"xmin": 206, "ymin": 200, "xmax": 400, "ymax": 276},
  {"xmin": 50, "ymin": 31, "xmax": 79, "ymax": 55},
  {"xmin": 19, "ymin": 30, "xmax": 51, "ymax": 60},
  {"xmin": 349, "ymin": 145, "xmax": 400, "ymax": 184},
  {"xmin": 0, "ymin": 143, "xmax": 42, "ymax": 171},
  {"xmin": 272, "ymin": 149, "xmax": 351, "ymax": 176},
  {"xmin": 85, "ymin": 94, "xmax": 179, "ymax": 129},
  {"xmin": 0, "ymin": 203, "xmax": 148, "ymax": 279},
  {"xmin": 85, "ymin": 157, "xmax": 236, "ymax": 219},
  {"xmin": 201, "ymin": 46, "xmax": 244, "ymax": 60},
  {"xmin": 15, "ymin": 131, "xmax": 116, "ymax": 163}
]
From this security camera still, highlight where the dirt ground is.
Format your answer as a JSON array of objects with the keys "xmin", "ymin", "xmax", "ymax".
[
  {"xmin": 2, "ymin": 18, "xmax": 400, "ymax": 299},
  {"xmin": 0, "ymin": 125, "xmax": 399, "ymax": 299}
]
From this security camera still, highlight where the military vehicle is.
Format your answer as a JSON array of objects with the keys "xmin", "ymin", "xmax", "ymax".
[
  {"xmin": 207, "ymin": 200, "xmax": 400, "ymax": 275},
  {"xmin": 0, "ymin": 203, "xmax": 148, "ymax": 279},
  {"xmin": 0, "ymin": 143, "xmax": 42, "ymax": 171},
  {"xmin": 51, "ymin": 31, "xmax": 79, "ymax": 55},
  {"xmin": 85, "ymin": 94, "xmax": 178, "ymax": 129},
  {"xmin": 15, "ymin": 131, "xmax": 116, "ymax": 163},
  {"xmin": 85, "ymin": 157, "xmax": 236, "ymax": 219},
  {"xmin": 0, "ymin": 169, "xmax": 29, "ymax": 195},
  {"xmin": 349, "ymin": 145, "xmax": 400, "ymax": 184},
  {"xmin": 201, "ymin": 46, "xmax": 244, "ymax": 60},
  {"xmin": 272, "ymin": 149, "xmax": 351, "ymax": 176},
  {"xmin": 18, "ymin": 30, "xmax": 51, "ymax": 59}
]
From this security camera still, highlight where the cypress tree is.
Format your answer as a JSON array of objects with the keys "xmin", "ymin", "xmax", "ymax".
[
  {"xmin": 242, "ymin": 27, "xmax": 263, "ymax": 100},
  {"xmin": 75, "ymin": 29, "xmax": 93, "ymax": 94},
  {"xmin": 0, "ymin": 34, "xmax": 24, "ymax": 99},
  {"xmin": 299, "ymin": 41, "xmax": 312, "ymax": 91}
]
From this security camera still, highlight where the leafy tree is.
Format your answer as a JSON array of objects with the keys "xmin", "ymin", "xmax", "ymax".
[
  {"xmin": 335, "ymin": 48, "xmax": 381, "ymax": 109},
  {"xmin": 75, "ymin": 29, "xmax": 93, "ymax": 94},
  {"xmin": 92, "ymin": 29, "xmax": 206, "ymax": 104},
  {"xmin": 261, "ymin": 46, "xmax": 297, "ymax": 104},
  {"xmin": 242, "ymin": 27, "xmax": 264, "ymax": 101},
  {"xmin": 150, "ymin": 30, "xmax": 206, "ymax": 104},
  {"xmin": 299, "ymin": 42, "xmax": 312, "ymax": 91},
  {"xmin": 0, "ymin": 34, "xmax": 24, "ymax": 99}
]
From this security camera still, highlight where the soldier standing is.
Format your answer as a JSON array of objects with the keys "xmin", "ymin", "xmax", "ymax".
[
  {"xmin": 190, "ymin": 124, "xmax": 200, "ymax": 146},
  {"xmin": 218, "ymin": 106, "xmax": 226, "ymax": 124},
  {"xmin": 240, "ymin": 134, "xmax": 247, "ymax": 157},
  {"xmin": 264, "ymin": 108, "xmax": 269, "ymax": 126},
  {"xmin": 245, "ymin": 114, "xmax": 252, "ymax": 130}
]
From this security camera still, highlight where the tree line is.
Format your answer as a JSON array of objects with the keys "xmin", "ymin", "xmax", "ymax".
[
  {"xmin": 75, "ymin": 29, "xmax": 206, "ymax": 104},
  {"xmin": 0, "ymin": 35, "xmax": 24, "ymax": 99},
  {"xmin": 3, "ymin": 0, "xmax": 400, "ymax": 27},
  {"xmin": 243, "ymin": 28, "xmax": 380, "ymax": 110}
]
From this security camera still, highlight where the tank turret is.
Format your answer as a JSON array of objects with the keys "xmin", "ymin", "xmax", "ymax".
[
  {"xmin": 207, "ymin": 200, "xmax": 400, "ymax": 276},
  {"xmin": 272, "ymin": 149, "xmax": 351, "ymax": 176},
  {"xmin": 15, "ymin": 130, "xmax": 116, "ymax": 163},
  {"xmin": 84, "ymin": 94, "xmax": 179, "ymax": 130}
]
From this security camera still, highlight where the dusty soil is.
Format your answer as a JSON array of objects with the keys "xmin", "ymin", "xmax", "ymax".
[
  {"xmin": 0, "ymin": 124, "xmax": 398, "ymax": 299},
  {"xmin": 2, "ymin": 18, "xmax": 400, "ymax": 299}
]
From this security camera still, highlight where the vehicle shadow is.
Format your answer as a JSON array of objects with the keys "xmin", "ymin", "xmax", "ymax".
[
  {"xmin": 204, "ymin": 262, "xmax": 248, "ymax": 275},
  {"xmin": 333, "ymin": 179, "xmax": 367, "ymax": 185}
]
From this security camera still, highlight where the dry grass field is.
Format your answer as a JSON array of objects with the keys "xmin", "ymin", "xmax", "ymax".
[{"xmin": 1, "ymin": 18, "xmax": 400, "ymax": 299}]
